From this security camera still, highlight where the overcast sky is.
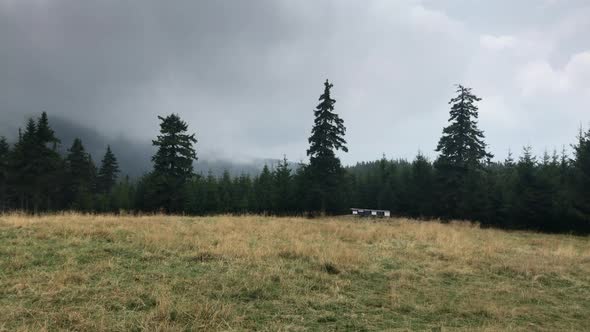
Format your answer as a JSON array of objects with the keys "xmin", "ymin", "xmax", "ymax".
[{"xmin": 1, "ymin": 0, "xmax": 589, "ymax": 165}]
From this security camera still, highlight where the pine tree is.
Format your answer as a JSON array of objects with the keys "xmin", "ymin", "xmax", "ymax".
[
  {"xmin": 306, "ymin": 79, "xmax": 348, "ymax": 214},
  {"xmin": 537, "ymin": 149, "xmax": 562, "ymax": 232},
  {"xmin": 149, "ymin": 114, "xmax": 198, "ymax": 213},
  {"xmin": 219, "ymin": 170, "xmax": 233, "ymax": 213},
  {"xmin": 36, "ymin": 112, "xmax": 60, "ymax": 149},
  {"xmin": 513, "ymin": 146, "xmax": 541, "ymax": 229},
  {"xmin": 10, "ymin": 119, "xmax": 39, "ymax": 210},
  {"xmin": 571, "ymin": 127, "xmax": 590, "ymax": 231},
  {"xmin": 273, "ymin": 155, "xmax": 293, "ymax": 214},
  {"xmin": 436, "ymin": 85, "xmax": 492, "ymax": 167},
  {"xmin": 97, "ymin": 146, "xmax": 120, "ymax": 194},
  {"xmin": 233, "ymin": 173, "xmax": 253, "ymax": 213},
  {"xmin": 152, "ymin": 114, "xmax": 197, "ymax": 180},
  {"xmin": 409, "ymin": 152, "xmax": 434, "ymax": 218},
  {"xmin": 35, "ymin": 112, "xmax": 62, "ymax": 211},
  {"xmin": 254, "ymin": 165, "xmax": 274, "ymax": 213},
  {"xmin": 435, "ymin": 85, "xmax": 492, "ymax": 220},
  {"xmin": 64, "ymin": 138, "xmax": 95, "ymax": 210}
]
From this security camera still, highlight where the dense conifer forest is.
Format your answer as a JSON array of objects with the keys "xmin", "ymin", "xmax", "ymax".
[{"xmin": 1, "ymin": 82, "xmax": 589, "ymax": 233}]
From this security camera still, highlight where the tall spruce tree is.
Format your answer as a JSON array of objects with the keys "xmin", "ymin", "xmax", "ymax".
[
  {"xmin": 10, "ymin": 119, "xmax": 39, "ymax": 210},
  {"xmin": 35, "ymin": 112, "xmax": 62, "ymax": 211},
  {"xmin": 435, "ymin": 85, "xmax": 492, "ymax": 219},
  {"xmin": 97, "ymin": 146, "xmax": 120, "ymax": 194},
  {"xmin": 306, "ymin": 79, "xmax": 348, "ymax": 213},
  {"xmin": 36, "ymin": 112, "xmax": 60, "ymax": 149},
  {"xmin": 149, "ymin": 114, "xmax": 197, "ymax": 212}
]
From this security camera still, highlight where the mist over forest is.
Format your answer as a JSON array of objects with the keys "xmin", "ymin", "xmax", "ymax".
[{"xmin": 1, "ymin": 113, "xmax": 285, "ymax": 178}]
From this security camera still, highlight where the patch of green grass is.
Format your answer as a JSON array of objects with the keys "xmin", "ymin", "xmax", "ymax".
[{"xmin": 0, "ymin": 214, "xmax": 589, "ymax": 331}]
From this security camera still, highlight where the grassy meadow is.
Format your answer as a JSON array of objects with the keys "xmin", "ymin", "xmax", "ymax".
[{"xmin": 0, "ymin": 214, "xmax": 589, "ymax": 331}]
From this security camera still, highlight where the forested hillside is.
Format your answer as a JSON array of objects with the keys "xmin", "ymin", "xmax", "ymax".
[{"xmin": 1, "ymin": 82, "xmax": 589, "ymax": 233}]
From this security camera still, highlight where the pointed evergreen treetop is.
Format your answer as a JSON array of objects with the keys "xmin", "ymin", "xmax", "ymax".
[
  {"xmin": 66, "ymin": 138, "xmax": 93, "ymax": 176},
  {"xmin": 36, "ymin": 112, "xmax": 60, "ymax": 148},
  {"xmin": 307, "ymin": 79, "xmax": 348, "ymax": 159},
  {"xmin": 152, "ymin": 114, "xmax": 198, "ymax": 180},
  {"xmin": 23, "ymin": 118, "xmax": 38, "ymax": 145},
  {"xmin": 505, "ymin": 149, "xmax": 515, "ymax": 167},
  {"xmin": 97, "ymin": 145, "xmax": 120, "ymax": 193},
  {"xmin": 436, "ymin": 84, "xmax": 492, "ymax": 168},
  {"xmin": 275, "ymin": 155, "xmax": 292, "ymax": 180}
]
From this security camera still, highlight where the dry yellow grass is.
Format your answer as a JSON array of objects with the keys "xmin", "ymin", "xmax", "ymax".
[{"xmin": 1, "ymin": 213, "xmax": 589, "ymax": 331}]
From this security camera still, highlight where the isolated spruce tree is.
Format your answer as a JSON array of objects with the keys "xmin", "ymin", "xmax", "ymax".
[
  {"xmin": 436, "ymin": 85, "xmax": 492, "ymax": 167},
  {"xmin": 306, "ymin": 79, "xmax": 348, "ymax": 214},
  {"xmin": 435, "ymin": 85, "xmax": 492, "ymax": 220},
  {"xmin": 97, "ymin": 146, "xmax": 120, "ymax": 194},
  {"xmin": 149, "ymin": 114, "xmax": 197, "ymax": 212}
]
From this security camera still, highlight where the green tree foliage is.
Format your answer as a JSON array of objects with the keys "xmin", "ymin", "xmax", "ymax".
[
  {"xmin": 147, "ymin": 114, "xmax": 198, "ymax": 213},
  {"xmin": 232, "ymin": 174, "xmax": 253, "ymax": 214},
  {"xmin": 254, "ymin": 165, "xmax": 274, "ymax": 213},
  {"xmin": 306, "ymin": 79, "xmax": 348, "ymax": 214},
  {"xmin": 408, "ymin": 153, "xmax": 434, "ymax": 218},
  {"xmin": 273, "ymin": 156, "xmax": 293, "ymax": 215},
  {"xmin": 9, "ymin": 119, "xmax": 40, "ymax": 210},
  {"xmin": 97, "ymin": 146, "xmax": 120, "ymax": 194},
  {"xmin": 35, "ymin": 112, "xmax": 62, "ymax": 211},
  {"xmin": 435, "ymin": 85, "xmax": 492, "ymax": 219},
  {"xmin": 111, "ymin": 175, "xmax": 135, "ymax": 212},
  {"xmin": 2, "ymin": 106, "xmax": 590, "ymax": 234},
  {"xmin": 218, "ymin": 170, "xmax": 234, "ymax": 213},
  {"xmin": 64, "ymin": 138, "xmax": 96, "ymax": 211},
  {"xmin": 571, "ymin": 127, "xmax": 590, "ymax": 231},
  {"xmin": 203, "ymin": 171, "xmax": 220, "ymax": 213}
]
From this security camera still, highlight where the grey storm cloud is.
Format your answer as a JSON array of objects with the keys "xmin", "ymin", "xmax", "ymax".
[{"xmin": 1, "ymin": 0, "xmax": 589, "ymax": 167}]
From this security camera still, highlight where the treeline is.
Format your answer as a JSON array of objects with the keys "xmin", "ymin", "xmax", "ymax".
[
  {"xmin": 0, "ymin": 113, "xmax": 132, "ymax": 213},
  {"xmin": 1, "ymin": 81, "xmax": 589, "ymax": 234}
]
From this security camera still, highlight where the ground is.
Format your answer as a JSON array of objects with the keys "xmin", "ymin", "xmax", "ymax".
[{"xmin": 0, "ymin": 214, "xmax": 589, "ymax": 331}]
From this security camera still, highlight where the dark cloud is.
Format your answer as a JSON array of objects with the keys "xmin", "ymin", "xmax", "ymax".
[{"xmin": 1, "ymin": 0, "xmax": 589, "ymax": 169}]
